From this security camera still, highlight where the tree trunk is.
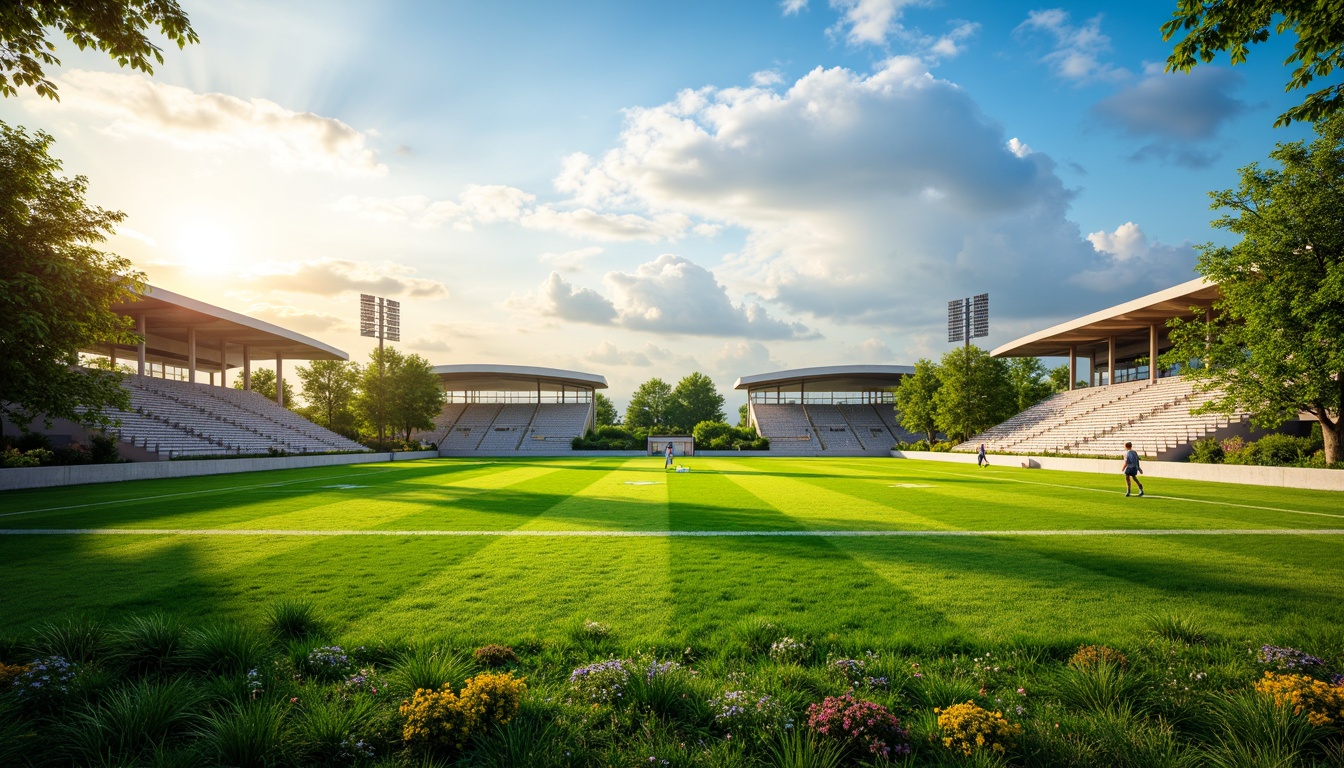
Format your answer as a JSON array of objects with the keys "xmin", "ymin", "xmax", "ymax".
[{"xmin": 1322, "ymin": 415, "xmax": 1341, "ymax": 466}]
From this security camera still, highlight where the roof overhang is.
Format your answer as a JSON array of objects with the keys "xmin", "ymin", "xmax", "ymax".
[
  {"xmin": 92, "ymin": 284, "xmax": 348, "ymax": 368},
  {"xmin": 734, "ymin": 365, "xmax": 915, "ymax": 392},
  {"xmin": 431, "ymin": 364, "xmax": 607, "ymax": 391},
  {"xmin": 992, "ymin": 277, "xmax": 1220, "ymax": 358}
]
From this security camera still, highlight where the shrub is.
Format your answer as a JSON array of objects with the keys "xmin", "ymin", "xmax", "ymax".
[
  {"xmin": 203, "ymin": 701, "xmax": 288, "ymax": 768},
  {"xmin": 28, "ymin": 615, "xmax": 108, "ymax": 664},
  {"xmin": 458, "ymin": 672, "xmax": 526, "ymax": 730},
  {"xmin": 400, "ymin": 686, "xmax": 469, "ymax": 750},
  {"xmin": 267, "ymin": 600, "xmax": 323, "ymax": 641},
  {"xmin": 2, "ymin": 448, "xmax": 40, "ymax": 468},
  {"xmin": 10, "ymin": 655, "xmax": 77, "ymax": 704},
  {"xmin": 1253, "ymin": 672, "xmax": 1344, "ymax": 728},
  {"xmin": 60, "ymin": 677, "xmax": 202, "ymax": 764},
  {"xmin": 1069, "ymin": 645, "xmax": 1128, "ymax": 669},
  {"xmin": 89, "ymin": 431, "xmax": 121, "ymax": 463},
  {"xmin": 0, "ymin": 662, "xmax": 31, "ymax": 688},
  {"xmin": 807, "ymin": 693, "xmax": 911, "ymax": 759},
  {"xmin": 183, "ymin": 623, "xmax": 269, "ymax": 676},
  {"xmin": 473, "ymin": 644, "xmax": 518, "ymax": 668},
  {"xmin": 711, "ymin": 689, "xmax": 790, "ymax": 739},
  {"xmin": 935, "ymin": 700, "xmax": 1021, "ymax": 756},
  {"xmin": 110, "ymin": 613, "xmax": 185, "ymax": 676},
  {"xmin": 53, "ymin": 442, "xmax": 92, "ymax": 465},
  {"xmin": 1188, "ymin": 437, "xmax": 1224, "ymax": 464}
]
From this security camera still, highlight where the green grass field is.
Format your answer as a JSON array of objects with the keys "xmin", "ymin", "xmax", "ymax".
[{"xmin": 3, "ymin": 456, "xmax": 1342, "ymax": 648}]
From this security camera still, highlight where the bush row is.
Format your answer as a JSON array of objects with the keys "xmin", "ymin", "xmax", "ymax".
[
  {"xmin": 0, "ymin": 431, "xmax": 121, "ymax": 468},
  {"xmin": 1189, "ymin": 424, "xmax": 1342, "ymax": 469}
]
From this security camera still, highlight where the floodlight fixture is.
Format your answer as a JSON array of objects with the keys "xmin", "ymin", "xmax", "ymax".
[{"xmin": 947, "ymin": 293, "xmax": 989, "ymax": 348}]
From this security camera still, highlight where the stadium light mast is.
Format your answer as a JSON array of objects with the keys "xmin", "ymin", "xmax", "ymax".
[
  {"xmin": 948, "ymin": 293, "xmax": 989, "ymax": 443},
  {"xmin": 360, "ymin": 294, "xmax": 401, "ymax": 444}
]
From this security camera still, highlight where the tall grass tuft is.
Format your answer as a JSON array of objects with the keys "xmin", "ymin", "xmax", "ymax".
[
  {"xmin": 1199, "ymin": 690, "xmax": 1324, "ymax": 768},
  {"xmin": 183, "ymin": 623, "xmax": 269, "ymax": 677},
  {"xmin": 765, "ymin": 727, "xmax": 845, "ymax": 768},
  {"xmin": 28, "ymin": 615, "xmax": 108, "ymax": 664},
  {"xmin": 292, "ymin": 695, "xmax": 381, "ymax": 762},
  {"xmin": 0, "ymin": 698, "xmax": 29, "ymax": 767},
  {"xmin": 734, "ymin": 617, "xmax": 783, "ymax": 656},
  {"xmin": 914, "ymin": 671, "xmax": 980, "ymax": 709},
  {"xmin": 1146, "ymin": 614, "xmax": 1209, "ymax": 645},
  {"xmin": 110, "ymin": 613, "xmax": 186, "ymax": 676},
  {"xmin": 0, "ymin": 633, "xmax": 20, "ymax": 664},
  {"xmin": 266, "ymin": 600, "xmax": 324, "ymax": 641},
  {"xmin": 390, "ymin": 646, "xmax": 475, "ymax": 693},
  {"xmin": 60, "ymin": 677, "xmax": 202, "ymax": 764},
  {"xmin": 202, "ymin": 701, "xmax": 289, "ymax": 768},
  {"xmin": 1049, "ymin": 661, "xmax": 1148, "ymax": 714},
  {"xmin": 470, "ymin": 712, "xmax": 569, "ymax": 768}
]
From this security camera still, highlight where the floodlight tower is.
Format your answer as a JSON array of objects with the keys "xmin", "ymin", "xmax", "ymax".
[
  {"xmin": 947, "ymin": 293, "xmax": 989, "ymax": 443},
  {"xmin": 360, "ymin": 294, "xmax": 401, "ymax": 444}
]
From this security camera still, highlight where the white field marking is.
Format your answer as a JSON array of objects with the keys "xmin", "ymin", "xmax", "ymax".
[
  {"xmin": 897, "ymin": 465, "xmax": 1344, "ymax": 520},
  {"xmin": 321, "ymin": 485, "xmax": 368, "ymax": 490},
  {"xmin": 0, "ymin": 467, "xmax": 415, "ymax": 519},
  {"xmin": 2, "ymin": 528, "xmax": 1342, "ymax": 538}
]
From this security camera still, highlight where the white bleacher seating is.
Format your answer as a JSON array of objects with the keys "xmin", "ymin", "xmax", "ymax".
[
  {"xmin": 438, "ymin": 404, "xmax": 503, "ymax": 450},
  {"xmin": 803, "ymin": 405, "xmax": 865, "ymax": 452},
  {"xmin": 520, "ymin": 404, "xmax": 590, "ymax": 450}
]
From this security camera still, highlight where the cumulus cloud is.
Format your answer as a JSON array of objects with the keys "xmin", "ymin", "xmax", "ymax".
[
  {"xmin": 859, "ymin": 337, "xmax": 894, "ymax": 361},
  {"xmin": 245, "ymin": 302, "xmax": 346, "ymax": 334},
  {"xmin": 540, "ymin": 247, "xmax": 604, "ymax": 273},
  {"xmin": 525, "ymin": 273, "xmax": 619, "ymax": 324},
  {"xmin": 547, "ymin": 57, "xmax": 1163, "ymax": 327},
  {"xmin": 247, "ymin": 259, "xmax": 448, "ymax": 298},
  {"xmin": 585, "ymin": 341, "xmax": 652, "ymax": 367},
  {"xmin": 1071, "ymin": 222, "xmax": 1198, "ymax": 292},
  {"xmin": 1015, "ymin": 9, "xmax": 1127, "ymax": 83},
  {"xmin": 1092, "ymin": 67, "xmax": 1247, "ymax": 168},
  {"xmin": 33, "ymin": 70, "xmax": 386, "ymax": 176},
  {"xmin": 708, "ymin": 341, "xmax": 783, "ymax": 378},
  {"xmin": 827, "ymin": 0, "xmax": 924, "ymax": 47},
  {"xmin": 927, "ymin": 21, "xmax": 981, "ymax": 59}
]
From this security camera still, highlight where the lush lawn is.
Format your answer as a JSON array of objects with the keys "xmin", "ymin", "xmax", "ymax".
[{"xmin": 2, "ymin": 456, "xmax": 1342, "ymax": 647}]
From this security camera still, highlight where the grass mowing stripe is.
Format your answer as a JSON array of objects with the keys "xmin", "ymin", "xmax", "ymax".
[
  {"xmin": 0, "ymin": 465, "xmax": 421, "ymax": 518},
  {"xmin": 897, "ymin": 463, "xmax": 1344, "ymax": 520},
  {"xmin": 3, "ymin": 528, "xmax": 1342, "ymax": 536}
]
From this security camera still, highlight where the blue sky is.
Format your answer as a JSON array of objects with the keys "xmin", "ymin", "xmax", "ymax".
[{"xmin": 0, "ymin": 0, "xmax": 1323, "ymax": 409}]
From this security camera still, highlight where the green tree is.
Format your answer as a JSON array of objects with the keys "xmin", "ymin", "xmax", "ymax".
[
  {"xmin": 1163, "ymin": 1, "xmax": 1344, "ymax": 127},
  {"xmin": 1163, "ymin": 114, "xmax": 1344, "ymax": 464},
  {"xmin": 389, "ymin": 353, "xmax": 441, "ymax": 442},
  {"xmin": 594, "ymin": 392, "xmax": 618, "ymax": 426},
  {"xmin": 625, "ymin": 377, "xmax": 672, "ymax": 431},
  {"xmin": 233, "ymin": 368, "xmax": 294, "ymax": 409},
  {"xmin": 1, "ymin": 1, "xmax": 197, "ymax": 100},
  {"xmin": 296, "ymin": 359, "xmax": 360, "ymax": 434},
  {"xmin": 0, "ymin": 122, "xmax": 143, "ymax": 438},
  {"xmin": 894, "ymin": 358, "xmax": 941, "ymax": 444},
  {"xmin": 666, "ymin": 371, "xmax": 726, "ymax": 432},
  {"xmin": 933, "ymin": 345, "xmax": 1015, "ymax": 444},
  {"xmin": 1006, "ymin": 357, "xmax": 1055, "ymax": 413}
]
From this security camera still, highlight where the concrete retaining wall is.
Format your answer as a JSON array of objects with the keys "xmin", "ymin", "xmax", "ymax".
[
  {"xmin": 0, "ymin": 451, "xmax": 440, "ymax": 491},
  {"xmin": 890, "ymin": 450, "xmax": 1344, "ymax": 492}
]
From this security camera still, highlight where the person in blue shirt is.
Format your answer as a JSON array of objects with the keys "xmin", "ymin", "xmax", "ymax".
[
  {"xmin": 1122, "ymin": 441, "xmax": 1144, "ymax": 497},
  {"xmin": 977, "ymin": 443, "xmax": 988, "ymax": 467},
  {"xmin": 665, "ymin": 442, "xmax": 674, "ymax": 470}
]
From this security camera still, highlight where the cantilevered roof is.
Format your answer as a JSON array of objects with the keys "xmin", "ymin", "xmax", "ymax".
[
  {"xmin": 992, "ymin": 277, "xmax": 1220, "ymax": 358},
  {"xmin": 734, "ymin": 365, "xmax": 915, "ymax": 392},
  {"xmin": 96, "ymin": 284, "xmax": 347, "ymax": 368},
  {"xmin": 431, "ymin": 364, "xmax": 607, "ymax": 391}
]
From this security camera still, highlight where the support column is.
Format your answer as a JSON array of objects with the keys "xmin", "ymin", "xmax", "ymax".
[
  {"xmin": 187, "ymin": 328, "xmax": 197, "ymax": 384},
  {"xmin": 219, "ymin": 339, "xmax": 228, "ymax": 388},
  {"xmin": 242, "ymin": 346, "xmax": 252, "ymax": 391},
  {"xmin": 1107, "ymin": 336, "xmax": 1115, "ymax": 387},
  {"xmin": 275, "ymin": 354, "xmax": 284, "ymax": 407},
  {"xmin": 109, "ymin": 345, "xmax": 117, "ymax": 369},
  {"xmin": 1068, "ymin": 345, "xmax": 1077, "ymax": 391},
  {"xmin": 1149, "ymin": 324, "xmax": 1159, "ymax": 381},
  {"xmin": 136, "ymin": 315, "xmax": 146, "ymax": 376}
]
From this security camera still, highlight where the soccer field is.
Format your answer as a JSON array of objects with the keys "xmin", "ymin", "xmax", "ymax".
[{"xmin": 2, "ymin": 456, "xmax": 1342, "ymax": 647}]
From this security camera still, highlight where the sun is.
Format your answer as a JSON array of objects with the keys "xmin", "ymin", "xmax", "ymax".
[{"xmin": 168, "ymin": 217, "xmax": 241, "ymax": 274}]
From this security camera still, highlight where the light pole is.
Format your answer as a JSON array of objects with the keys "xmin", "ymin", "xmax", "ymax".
[{"xmin": 360, "ymin": 294, "xmax": 401, "ymax": 444}]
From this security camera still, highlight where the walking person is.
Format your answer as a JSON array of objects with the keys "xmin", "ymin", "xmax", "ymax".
[
  {"xmin": 977, "ymin": 443, "xmax": 989, "ymax": 468},
  {"xmin": 1122, "ymin": 442, "xmax": 1144, "ymax": 497},
  {"xmin": 665, "ymin": 442, "xmax": 674, "ymax": 470}
]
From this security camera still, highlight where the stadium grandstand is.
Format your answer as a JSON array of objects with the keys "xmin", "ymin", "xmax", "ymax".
[
  {"xmin": 735, "ymin": 366, "xmax": 921, "ymax": 456},
  {"xmin": 957, "ymin": 277, "xmax": 1295, "ymax": 459},
  {"xmin": 8, "ymin": 284, "xmax": 368, "ymax": 459},
  {"xmin": 420, "ymin": 365, "xmax": 606, "ymax": 454}
]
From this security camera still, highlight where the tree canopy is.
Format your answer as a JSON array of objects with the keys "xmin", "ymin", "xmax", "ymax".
[
  {"xmin": 1006, "ymin": 357, "xmax": 1055, "ymax": 413},
  {"xmin": 666, "ymin": 372, "xmax": 726, "ymax": 433},
  {"xmin": 0, "ymin": 122, "xmax": 143, "ymax": 436},
  {"xmin": 1163, "ymin": 113, "xmax": 1344, "ymax": 464},
  {"xmin": 232, "ymin": 368, "xmax": 294, "ymax": 409},
  {"xmin": 296, "ymin": 360, "xmax": 360, "ymax": 437},
  {"xmin": 1163, "ymin": 0, "xmax": 1344, "ymax": 126},
  {"xmin": 933, "ymin": 345, "xmax": 1016, "ymax": 445},
  {"xmin": 594, "ymin": 392, "xmax": 618, "ymax": 427},
  {"xmin": 894, "ymin": 359, "xmax": 941, "ymax": 444},
  {"xmin": 1, "ymin": 0, "xmax": 198, "ymax": 100},
  {"xmin": 355, "ymin": 347, "xmax": 441, "ymax": 443},
  {"xmin": 624, "ymin": 378, "xmax": 672, "ymax": 431}
]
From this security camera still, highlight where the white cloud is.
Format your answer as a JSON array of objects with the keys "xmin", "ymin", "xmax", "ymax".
[
  {"xmin": 523, "ymin": 273, "xmax": 619, "ymax": 324},
  {"xmin": 860, "ymin": 337, "xmax": 894, "ymax": 361},
  {"xmin": 1015, "ymin": 10, "xmax": 1127, "ymax": 83},
  {"xmin": 408, "ymin": 338, "xmax": 453, "ymax": 354},
  {"xmin": 781, "ymin": 0, "xmax": 809, "ymax": 14},
  {"xmin": 1007, "ymin": 137, "xmax": 1033, "ymax": 158},
  {"xmin": 1091, "ymin": 67, "xmax": 1247, "ymax": 169},
  {"xmin": 246, "ymin": 259, "xmax": 448, "ymax": 298},
  {"xmin": 33, "ymin": 70, "xmax": 386, "ymax": 176},
  {"xmin": 1072, "ymin": 222, "xmax": 1198, "ymax": 292},
  {"xmin": 540, "ymin": 247, "xmax": 604, "ymax": 273},
  {"xmin": 752, "ymin": 69, "xmax": 786, "ymax": 87},
  {"xmin": 828, "ymin": 0, "xmax": 923, "ymax": 47},
  {"xmin": 927, "ymin": 21, "xmax": 980, "ymax": 59},
  {"xmin": 585, "ymin": 341, "xmax": 652, "ymax": 367}
]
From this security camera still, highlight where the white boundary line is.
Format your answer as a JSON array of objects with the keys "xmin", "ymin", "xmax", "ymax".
[
  {"xmin": 897, "ymin": 465, "xmax": 1344, "ymax": 519},
  {"xmin": 1, "ymin": 528, "xmax": 1341, "ymax": 537}
]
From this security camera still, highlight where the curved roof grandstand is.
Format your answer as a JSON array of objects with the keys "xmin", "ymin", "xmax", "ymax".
[
  {"xmin": 430, "ymin": 364, "xmax": 607, "ymax": 393},
  {"xmin": 734, "ymin": 365, "xmax": 915, "ymax": 394},
  {"xmin": 91, "ymin": 284, "xmax": 348, "ymax": 394}
]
